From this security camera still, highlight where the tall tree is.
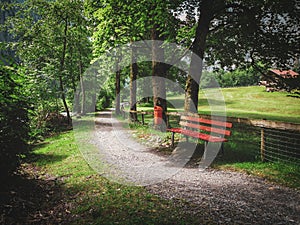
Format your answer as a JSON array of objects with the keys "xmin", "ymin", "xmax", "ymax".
[
  {"xmin": 91, "ymin": 0, "xmax": 183, "ymax": 121},
  {"xmin": 147, "ymin": 0, "xmax": 184, "ymax": 125},
  {"xmin": 5, "ymin": 0, "xmax": 92, "ymax": 122},
  {"xmin": 183, "ymin": 0, "xmax": 300, "ymax": 112},
  {"xmin": 91, "ymin": 0, "xmax": 134, "ymax": 115},
  {"xmin": 130, "ymin": 40, "xmax": 138, "ymax": 121}
]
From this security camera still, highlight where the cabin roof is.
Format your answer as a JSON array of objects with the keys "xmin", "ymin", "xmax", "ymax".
[{"xmin": 269, "ymin": 69, "xmax": 299, "ymax": 78}]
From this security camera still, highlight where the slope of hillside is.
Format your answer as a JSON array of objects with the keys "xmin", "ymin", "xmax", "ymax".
[{"xmin": 165, "ymin": 86, "xmax": 300, "ymax": 123}]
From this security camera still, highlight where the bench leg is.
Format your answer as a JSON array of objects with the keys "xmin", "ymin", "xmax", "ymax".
[
  {"xmin": 221, "ymin": 143, "xmax": 224, "ymax": 156},
  {"xmin": 204, "ymin": 141, "xmax": 208, "ymax": 150},
  {"xmin": 203, "ymin": 141, "xmax": 208, "ymax": 159},
  {"xmin": 185, "ymin": 136, "xmax": 189, "ymax": 143}
]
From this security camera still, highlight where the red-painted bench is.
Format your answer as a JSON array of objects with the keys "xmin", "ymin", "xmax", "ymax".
[{"xmin": 167, "ymin": 115, "xmax": 232, "ymax": 153}]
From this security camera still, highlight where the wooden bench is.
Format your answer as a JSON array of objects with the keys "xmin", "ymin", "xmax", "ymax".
[{"xmin": 167, "ymin": 115, "xmax": 232, "ymax": 153}]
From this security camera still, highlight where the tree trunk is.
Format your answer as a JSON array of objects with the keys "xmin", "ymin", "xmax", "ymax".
[
  {"xmin": 130, "ymin": 41, "xmax": 138, "ymax": 121},
  {"xmin": 70, "ymin": 48, "xmax": 80, "ymax": 115},
  {"xmin": 79, "ymin": 60, "xmax": 86, "ymax": 115},
  {"xmin": 73, "ymin": 90, "xmax": 81, "ymax": 114},
  {"xmin": 115, "ymin": 54, "xmax": 121, "ymax": 115},
  {"xmin": 184, "ymin": 0, "xmax": 216, "ymax": 113},
  {"xmin": 59, "ymin": 18, "xmax": 71, "ymax": 123},
  {"xmin": 151, "ymin": 26, "xmax": 167, "ymax": 128}
]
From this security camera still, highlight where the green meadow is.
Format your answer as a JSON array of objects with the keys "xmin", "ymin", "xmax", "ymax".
[{"xmin": 138, "ymin": 86, "xmax": 300, "ymax": 124}]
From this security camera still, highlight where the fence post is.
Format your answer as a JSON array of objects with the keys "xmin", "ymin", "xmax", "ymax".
[
  {"xmin": 167, "ymin": 115, "xmax": 169, "ymax": 128},
  {"xmin": 141, "ymin": 111, "xmax": 145, "ymax": 125},
  {"xmin": 260, "ymin": 127, "xmax": 265, "ymax": 162},
  {"xmin": 122, "ymin": 109, "xmax": 125, "ymax": 119}
]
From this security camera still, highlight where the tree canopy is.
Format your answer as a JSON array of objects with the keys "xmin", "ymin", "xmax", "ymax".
[
  {"xmin": 181, "ymin": 0, "xmax": 300, "ymax": 111},
  {"xmin": 1, "ymin": 0, "xmax": 299, "ymax": 176}
]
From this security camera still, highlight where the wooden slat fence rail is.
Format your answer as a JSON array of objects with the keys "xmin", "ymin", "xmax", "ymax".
[{"xmin": 197, "ymin": 114, "xmax": 300, "ymax": 164}]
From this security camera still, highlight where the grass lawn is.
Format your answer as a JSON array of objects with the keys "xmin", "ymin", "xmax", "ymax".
[
  {"xmin": 138, "ymin": 86, "xmax": 300, "ymax": 124},
  {"xmin": 199, "ymin": 86, "xmax": 300, "ymax": 123}
]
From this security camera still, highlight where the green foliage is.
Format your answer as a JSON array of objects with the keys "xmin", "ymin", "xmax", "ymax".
[
  {"xmin": 218, "ymin": 68, "xmax": 260, "ymax": 88},
  {"xmin": 204, "ymin": 0, "xmax": 299, "ymax": 69},
  {"xmin": 0, "ymin": 65, "xmax": 29, "ymax": 178},
  {"xmin": 97, "ymin": 88, "xmax": 113, "ymax": 111},
  {"xmin": 3, "ymin": 0, "xmax": 92, "ymax": 132},
  {"xmin": 200, "ymin": 68, "xmax": 260, "ymax": 88}
]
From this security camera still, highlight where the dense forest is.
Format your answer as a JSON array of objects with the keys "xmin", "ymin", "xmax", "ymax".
[{"xmin": 1, "ymin": 0, "xmax": 299, "ymax": 179}]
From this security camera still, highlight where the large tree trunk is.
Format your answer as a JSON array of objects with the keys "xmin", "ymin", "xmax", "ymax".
[
  {"xmin": 184, "ymin": 1, "xmax": 218, "ymax": 113},
  {"xmin": 130, "ymin": 41, "xmax": 138, "ymax": 121},
  {"xmin": 151, "ymin": 26, "xmax": 167, "ymax": 127}
]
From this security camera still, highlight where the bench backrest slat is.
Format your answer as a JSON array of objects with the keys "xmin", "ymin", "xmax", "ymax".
[
  {"xmin": 180, "ymin": 121, "xmax": 231, "ymax": 136},
  {"xmin": 181, "ymin": 115, "xmax": 232, "ymax": 128},
  {"xmin": 179, "ymin": 115, "xmax": 232, "ymax": 137}
]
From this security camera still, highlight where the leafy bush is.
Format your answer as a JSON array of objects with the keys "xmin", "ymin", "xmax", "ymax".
[
  {"xmin": 201, "ymin": 68, "xmax": 260, "ymax": 88},
  {"xmin": 0, "ymin": 66, "xmax": 29, "ymax": 179},
  {"xmin": 218, "ymin": 68, "xmax": 260, "ymax": 87}
]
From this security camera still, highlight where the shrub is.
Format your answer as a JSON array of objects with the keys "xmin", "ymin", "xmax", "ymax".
[{"xmin": 0, "ymin": 66, "xmax": 29, "ymax": 179}]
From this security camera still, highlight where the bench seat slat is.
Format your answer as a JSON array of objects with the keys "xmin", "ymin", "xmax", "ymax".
[
  {"xmin": 181, "ymin": 115, "xmax": 232, "ymax": 128},
  {"xmin": 167, "ymin": 127, "xmax": 183, "ymax": 133},
  {"xmin": 181, "ymin": 129, "xmax": 227, "ymax": 142},
  {"xmin": 167, "ymin": 128, "xmax": 228, "ymax": 142}
]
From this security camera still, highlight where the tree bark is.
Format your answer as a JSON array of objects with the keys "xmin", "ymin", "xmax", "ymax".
[
  {"xmin": 70, "ymin": 48, "xmax": 81, "ymax": 115},
  {"xmin": 115, "ymin": 53, "xmax": 121, "ymax": 115},
  {"xmin": 79, "ymin": 59, "xmax": 86, "ymax": 115},
  {"xmin": 59, "ymin": 17, "xmax": 71, "ymax": 123},
  {"xmin": 151, "ymin": 26, "xmax": 167, "ymax": 127},
  {"xmin": 184, "ymin": 0, "xmax": 220, "ymax": 113},
  {"xmin": 130, "ymin": 41, "xmax": 138, "ymax": 121}
]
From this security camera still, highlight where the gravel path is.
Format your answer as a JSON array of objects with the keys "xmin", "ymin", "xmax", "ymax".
[{"xmin": 90, "ymin": 111, "xmax": 300, "ymax": 224}]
